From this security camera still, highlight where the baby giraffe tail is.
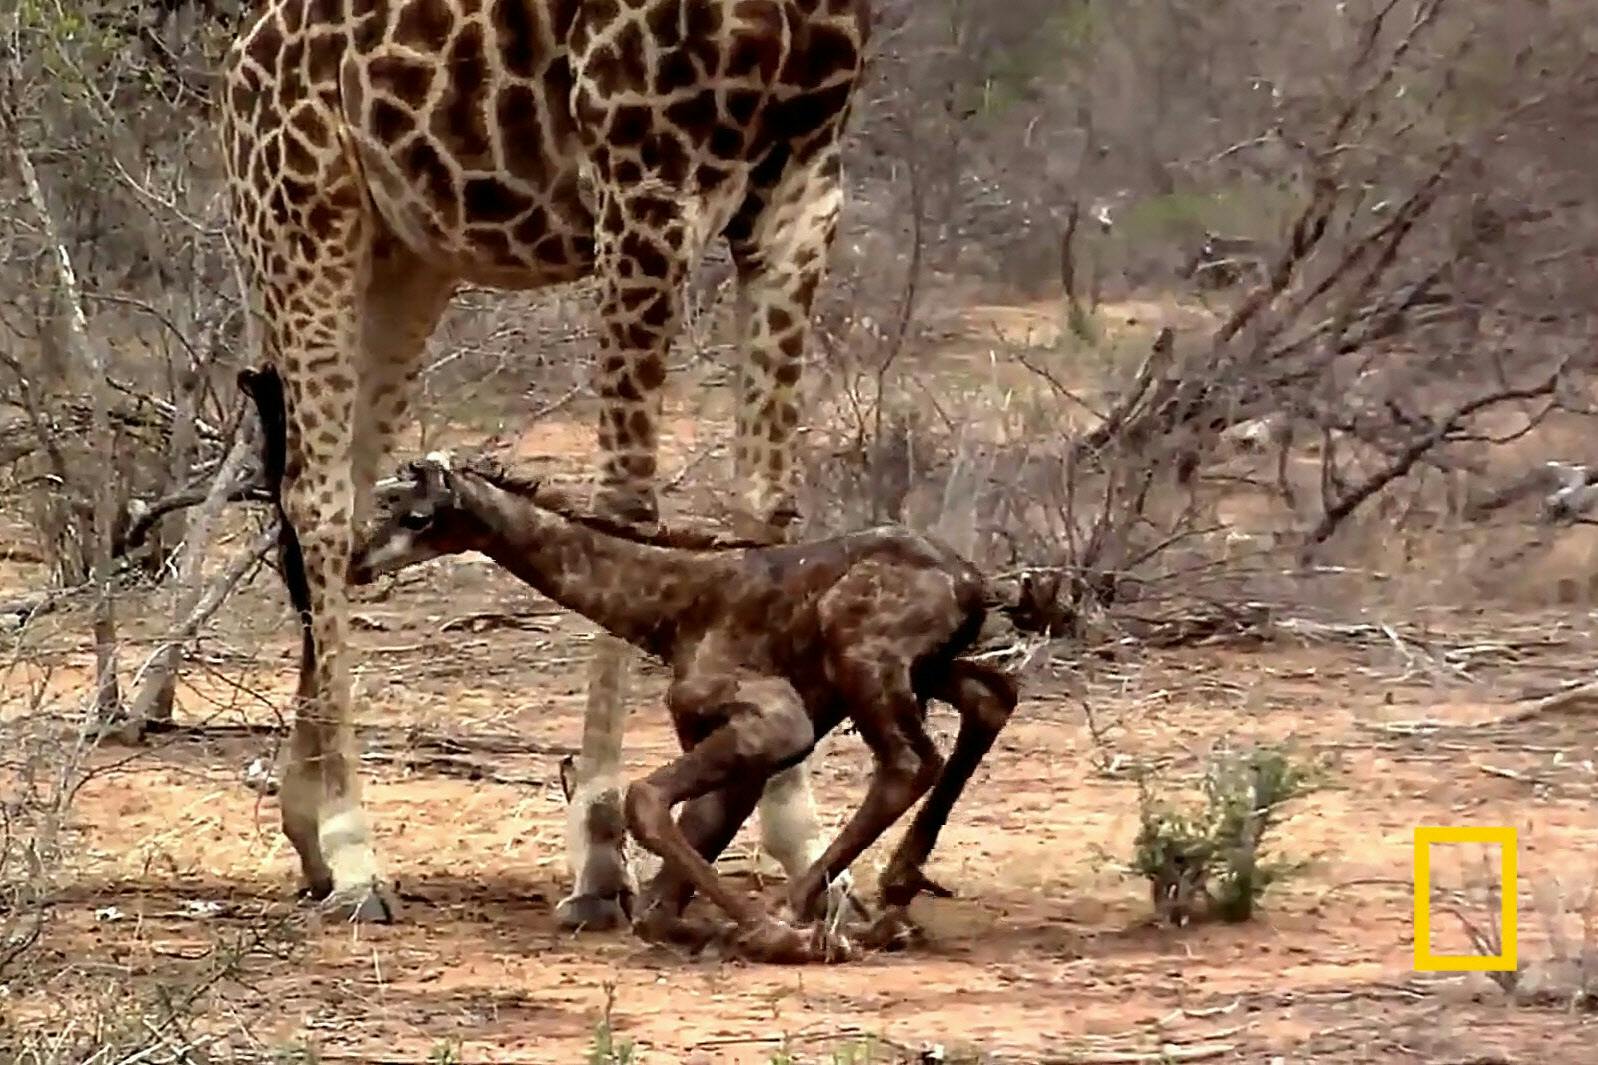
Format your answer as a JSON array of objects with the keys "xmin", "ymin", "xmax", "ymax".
[
  {"xmin": 237, "ymin": 365, "xmax": 315, "ymax": 689},
  {"xmin": 984, "ymin": 568, "xmax": 1070, "ymax": 638}
]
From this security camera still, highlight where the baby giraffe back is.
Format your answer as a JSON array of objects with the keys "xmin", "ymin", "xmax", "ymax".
[
  {"xmin": 711, "ymin": 529, "xmax": 988, "ymax": 710},
  {"xmin": 813, "ymin": 540, "xmax": 988, "ymax": 699}
]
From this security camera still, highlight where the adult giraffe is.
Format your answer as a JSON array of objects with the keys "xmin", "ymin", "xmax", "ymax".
[{"xmin": 219, "ymin": 0, "xmax": 870, "ymax": 924}]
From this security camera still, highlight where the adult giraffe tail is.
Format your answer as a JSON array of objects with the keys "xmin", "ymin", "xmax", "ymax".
[{"xmin": 238, "ymin": 364, "xmax": 316, "ymax": 690}]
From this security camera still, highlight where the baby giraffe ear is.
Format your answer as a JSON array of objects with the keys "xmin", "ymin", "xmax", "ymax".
[
  {"xmin": 408, "ymin": 456, "xmax": 457, "ymax": 509},
  {"xmin": 386, "ymin": 456, "xmax": 454, "ymax": 531}
]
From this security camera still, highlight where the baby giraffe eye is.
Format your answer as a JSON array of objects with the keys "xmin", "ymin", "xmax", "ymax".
[{"xmin": 399, "ymin": 509, "xmax": 432, "ymax": 531}]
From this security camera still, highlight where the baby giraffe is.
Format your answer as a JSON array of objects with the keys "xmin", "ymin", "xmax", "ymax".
[{"xmin": 350, "ymin": 453, "xmax": 1027, "ymax": 963}]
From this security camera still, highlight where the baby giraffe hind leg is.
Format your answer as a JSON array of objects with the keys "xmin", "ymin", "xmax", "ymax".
[
  {"xmin": 869, "ymin": 659, "xmax": 1019, "ymax": 950},
  {"xmin": 785, "ymin": 659, "xmax": 945, "ymax": 930},
  {"xmin": 625, "ymin": 676, "xmax": 830, "ymax": 964},
  {"xmin": 786, "ymin": 562, "xmax": 968, "ymax": 927}
]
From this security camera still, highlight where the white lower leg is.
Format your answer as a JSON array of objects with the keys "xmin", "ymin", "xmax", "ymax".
[
  {"xmin": 757, "ymin": 761, "xmax": 854, "ymax": 909},
  {"xmin": 282, "ymin": 721, "xmax": 387, "ymax": 916},
  {"xmin": 565, "ymin": 772, "xmax": 647, "ymax": 896},
  {"xmin": 320, "ymin": 802, "xmax": 382, "ymax": 889},
  {"xmin": 557, "ymin": 634, "xmax": 637, "ymax": 928},
  {"xmin": 308, "ymin": 658, "xmax": 383, "ymax": 897}
]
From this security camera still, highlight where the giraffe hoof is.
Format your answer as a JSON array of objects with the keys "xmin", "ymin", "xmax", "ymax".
[
  {"xmin": 879, "ymin": 863, "xmax": 957, "ymax": 909},
  {"xmin": 320, "ymin": 881, "xmax": 399, "ymax": 924},
  {"xmin": 731, "ymin": 916, "xmax": 820, "ymax": 964},
  {"xmin": 295, "ymin": 882, "xmax": 332, "ymax": 905},
  {"xmin": 554, "ymin": 891, "xmax": 630, "ymax": 932},
  {"xmin": 860, "ymin": 907, "xmax": 926, "ymax": 953},
  {"xmin": 765, "ymin": 498, "xmax": 801, "ymax": 533},
  {"xmin": 631, "ymin": 905, "xmax": 718, "ymax": 950}
]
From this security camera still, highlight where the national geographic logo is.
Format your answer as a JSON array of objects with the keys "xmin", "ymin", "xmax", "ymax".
[{"xmin": 1412, "ymin": 825, "xmax": 1518, "ymax": 972}]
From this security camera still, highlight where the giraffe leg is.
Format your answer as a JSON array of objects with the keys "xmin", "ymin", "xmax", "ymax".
[
  {"xmin": 250, "ymin": 241, "xmax": 451, "ymax": 807},
  {"xmin": 786, "ymin": 658, "xmax": 944, "ymax": 927},
  {"xmin": 634, "ymin": 676, "xmax": 810, "ymax": 942},
  {"xmin": 866, "ymin": 661, "xmax": 1019, "ymax": 951},
  {"xmin": 253, "ymin": 203, "xmax": 396, "ymax": 923},
  {"xmin": 557, "ymin": 629, "xmax": 636, "ymax": 932},
  {"xmin": 625, "ymin": 677, "xmax": 848, "ymax": 964},
  {"xmin": 757, "ymin": 761, "xmax": 870, "ymax": 925},
  {"xmin": 725, "ymin": 141, "xmax": 846, "ymax": 534},
  {"xmin": 631, "ymin": 783, "xmax": 765, "ymax": 948},
  {"xmin": 559, "ymin": 180, "xmax": 692, "ymax": 930},
  {"xmin": 727, "ymin": 142, "xmax": 856, "ymax": 919},
  {"xmin": 351, "ymin": 236, "xmax": 456, "ymax": 527},
  {"xmin": 585, "ymin": 180, "xmax": 686, "ymax": 527},
  {"xmin": 633, "ymin": 764, "xmax": 872, "ymax": 935}
]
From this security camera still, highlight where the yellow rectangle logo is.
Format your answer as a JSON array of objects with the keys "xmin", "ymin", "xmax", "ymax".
[{"xmin": 1412, "ymin": 825, "xmax": 1517, "ymax": 972}]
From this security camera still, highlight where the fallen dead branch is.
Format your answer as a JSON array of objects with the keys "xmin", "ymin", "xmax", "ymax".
[
  {"xmin": 1042, "ymin": 1044, "xmax": 1238, "ymax": 1064},
  {"xmin": 1497, "ymin": 681, "xmax": 1598, "ymax": 725},
  {"xmin": 133, "ymin": 720, "xmax": 576, "ymax": 761},
  {"xmin": 115, "ymin": 478, "xmax": 268, "ymax": 556},
  {"xmin": 0, "ymin": 584, "xmax": 91, "ymax": 629}
]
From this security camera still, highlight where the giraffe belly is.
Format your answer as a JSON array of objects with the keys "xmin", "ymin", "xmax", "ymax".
[
  {"xmin": 354, "ymin": 141, "xmax": 596, "ymax": 290},
  {"xmin": 340, "ymin": 40, "xmax": 596, "ymax": 291}
]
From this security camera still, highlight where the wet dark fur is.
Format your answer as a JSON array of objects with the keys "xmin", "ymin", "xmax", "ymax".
[
  {"xmin": 354, "ymin": 451, "xmax": 1039, "ymax": 952},
  {"xmin": 456, "ymin": 456, "xmax": 773, "ymax": 551},
  {"xmin": 456, "ymin": 457, "xmax": 1059, "ymax": 643}
]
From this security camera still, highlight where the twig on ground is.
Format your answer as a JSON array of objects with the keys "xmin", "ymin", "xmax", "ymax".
[
  {"xmin": 1498, "ymin": 682, "xmax": 1598, "ymax": 725},
  {"xmin": 1042, "ymin": 1042, "xmax": 1238, "ymax": 1064}
]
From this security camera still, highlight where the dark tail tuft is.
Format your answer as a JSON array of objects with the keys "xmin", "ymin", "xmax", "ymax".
[
  {"xmin": 238, "ymin": 365, "xmax": 315, "ymax": 679},
  {"xmin": 987, "ymin": 569, "xmax": 1072, "ymax": 638}
]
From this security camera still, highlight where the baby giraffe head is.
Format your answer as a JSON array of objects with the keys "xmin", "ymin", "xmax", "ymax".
[{"xmin": 350, "ymin": 452, "xmax": 481, "ymax": 584}]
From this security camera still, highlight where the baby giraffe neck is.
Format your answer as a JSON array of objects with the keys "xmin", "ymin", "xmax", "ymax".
[{"xmin": 460, "ymin": 478, "xmax": 698, "ymax": 650}]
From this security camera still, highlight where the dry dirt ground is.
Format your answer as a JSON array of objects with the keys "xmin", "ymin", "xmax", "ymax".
[{"xmin": 6, "ymin": 301, "xmax": 1598, "ymax": 1063}]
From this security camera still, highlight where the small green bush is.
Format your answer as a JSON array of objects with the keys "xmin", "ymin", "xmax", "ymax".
[
  {"xmin": 587, "ymin": 984, "xmax": 636, "ymax": 1065},
  {"xmin": 1126, "ymin": 743, "xmax": 1319, "ymax": 925}
]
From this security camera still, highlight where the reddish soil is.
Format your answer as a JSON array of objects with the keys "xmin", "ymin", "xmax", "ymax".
[{"xmin": 7, "ymin": 555, "xmax": 1598, "ymax": 1063}]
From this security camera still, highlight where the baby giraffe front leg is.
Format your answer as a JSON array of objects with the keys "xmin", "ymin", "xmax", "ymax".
[
  {"xmin": 630, "ymin": 785, "xmax": 765, "ymax": 949},
  {"xmin": 624, "ymin": 678, "xmax": 846, "ymax": 964}
]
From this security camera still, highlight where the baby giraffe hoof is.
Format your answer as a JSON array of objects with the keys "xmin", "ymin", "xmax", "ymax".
[
  {"xmin": 296, "ymin": 879, "xmax": 333, "ymax": 904},
  {"xmin": 879, "ymin": 863, "xmax": 957, "ymax": 909},
  {"xmin": 809, "ymin": 922, "xmax": 857, "ymax": 964},
  {"xmin": 554, "ymin": 891, "xmax": 631, "ymax": 932},
  {"xmin": 732, "ymin": 917, "xmax": 823, "ymax": 965},
  {"xmin": 822, "ymin": 869, "xmax": 874, "ymax": 927},
  {"xmin": 861, "ymin": 907, "xmax": 926, "ymax": 953},
  {"xmin": 632, "ymin": 904, "xmax": 718, "ymax": 950},
  {"xmin": 318, "ymin": 881, "xmax": 398, "ymax": 924}
]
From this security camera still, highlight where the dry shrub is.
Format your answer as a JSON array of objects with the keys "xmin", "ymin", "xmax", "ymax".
[{"xmin": 788, "ymin": 0, "xmax": 1598, "ymax": 651}]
